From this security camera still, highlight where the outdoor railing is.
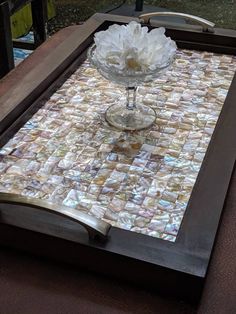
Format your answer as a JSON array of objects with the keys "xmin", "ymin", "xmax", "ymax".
[{"xmin": 0, "ymin": 0, "xmax": 48, "ymax": 78}]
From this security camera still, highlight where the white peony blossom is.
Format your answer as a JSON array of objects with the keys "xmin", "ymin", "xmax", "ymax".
[{"xmin": 92, "ymin": 21, "xmax": 177, "ymax": 73}]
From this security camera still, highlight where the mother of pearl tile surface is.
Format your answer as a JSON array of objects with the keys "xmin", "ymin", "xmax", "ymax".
[{"xmin": 0, "ymin": 49, "xmax": 235, "ymax": 242}]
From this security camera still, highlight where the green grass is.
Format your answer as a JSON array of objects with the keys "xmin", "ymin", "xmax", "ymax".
[
  {"xmin": 144, "ymin": 0, "xmax": 236, "ymax": 29},
  {"xmin": 48, "ymin": 0, "xmax": 121, "ymax": 33},
  {"xmin": 51, "ymin": 0, "xmax": 236, "ymax": 31}
]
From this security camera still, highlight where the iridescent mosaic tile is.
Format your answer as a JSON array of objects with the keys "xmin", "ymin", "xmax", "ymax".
[{"xmin": 0, "ymin": 49, "xmax": 235, "ymax": 242}]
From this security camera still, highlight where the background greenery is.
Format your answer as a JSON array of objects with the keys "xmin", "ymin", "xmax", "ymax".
[
  {"xmin": 146, "ymin": 0, "xmax": 236, "ymax": 29},
  {"xmin": 11, "ymin": 0, "xmax": 236, "ymax": 38},
  {"xmin": 48, "ymin": 0, "xmax": 236, "ymax": 33}
]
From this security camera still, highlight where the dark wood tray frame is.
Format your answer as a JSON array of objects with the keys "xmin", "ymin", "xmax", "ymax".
[{"xmin": 0, "ymin": 13, "xmax": 236, "ymax": 301}]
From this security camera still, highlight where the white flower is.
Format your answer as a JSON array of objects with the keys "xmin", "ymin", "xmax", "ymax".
[{"xmin": 92, "ymin": 21, "xmax": 177, "ymax": 73}]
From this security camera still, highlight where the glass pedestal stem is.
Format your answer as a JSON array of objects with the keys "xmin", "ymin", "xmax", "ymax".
[
  {"xmin": 105, "ymin": 85, "xmax": 156, "ymax": 131},
  {"xmin": 126, "ymin": 87, "xmax": 137, "ymax": 110}
]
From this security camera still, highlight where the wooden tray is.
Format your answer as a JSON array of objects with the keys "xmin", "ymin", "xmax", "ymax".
[{"xmin": 0, "ymin": 13, "xmax": 236, "ymax": 301}]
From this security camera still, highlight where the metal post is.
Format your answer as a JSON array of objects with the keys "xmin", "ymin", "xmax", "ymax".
[
  {"xmin": 31, "ymin": 0, "xmax": 48, "ymax": 47},
  {"xmin": 135, "ymin": 0, "xmax": 144, "ymax": 11}
]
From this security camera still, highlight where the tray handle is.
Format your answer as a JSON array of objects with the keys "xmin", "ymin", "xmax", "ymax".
[
  {"xmin": 139, "ymin": 12, "xmax": 215, "ymax": 33},
  {"xmin": 0, "ymin": 193, "xmax": 111, "ymax": 241}
]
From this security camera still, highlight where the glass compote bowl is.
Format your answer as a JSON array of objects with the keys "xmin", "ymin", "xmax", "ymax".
[{"xmin": 88, "ymin": 44, "xmax": 173, "ymax": 131}]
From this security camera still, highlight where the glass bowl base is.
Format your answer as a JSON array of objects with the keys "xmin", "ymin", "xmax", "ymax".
[{"xmin": 105, "ymin": 103, "xmax": 156, "ymax": 131}]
